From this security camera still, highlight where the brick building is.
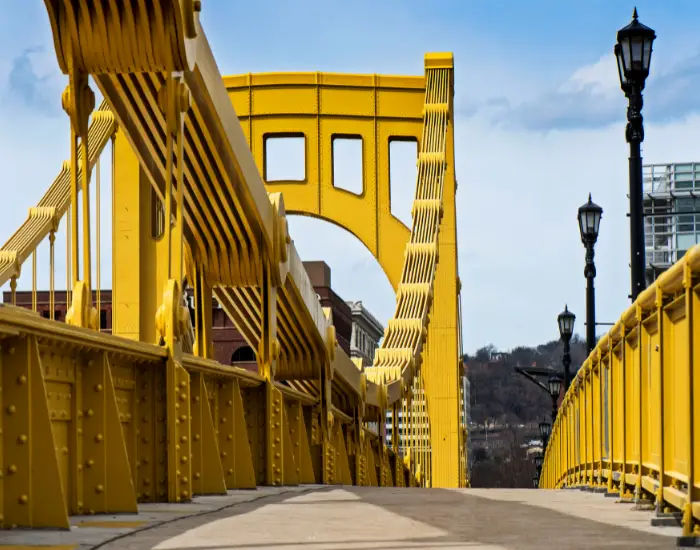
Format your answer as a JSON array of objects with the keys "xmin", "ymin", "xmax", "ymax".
[{"xmin": 3, "ymin": 289, "xmax": 113, "ymax": 331}]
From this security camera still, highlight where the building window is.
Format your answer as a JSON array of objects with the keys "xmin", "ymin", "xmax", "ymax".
[{"xmin": 677, "ymin": 233, "xmax": 696, "ymax": 257}]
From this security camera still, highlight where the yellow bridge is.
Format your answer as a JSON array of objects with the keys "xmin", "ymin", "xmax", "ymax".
[
  {"xmin": 0, "ymin": 0, "xmax": 464, "ymax": 529},
  {"xmin": 0, "ymin": 1, "xmax": 698, "ymax": 546}
]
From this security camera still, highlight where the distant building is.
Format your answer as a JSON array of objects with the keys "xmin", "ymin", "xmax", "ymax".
[
  {"xmin": 346, "ymin": 300, "xmax": 383, "ymax": 366},
  {"xmin": 384, "ymin": 391, "xmax": 430, "ymax": 460},
  {"xmin": 644, "ymin": 162, "xmax": 700, "ymax": 283},
  {"xmin": 304, "ymin": 261, "xmax": 352, "ymax": 354}
]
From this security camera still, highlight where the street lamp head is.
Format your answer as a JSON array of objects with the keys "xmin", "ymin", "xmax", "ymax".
[
  {"xmin": 557, "ymin": 305, "xmax": 575, "ymax": 342},
  {"xmin": 615, "ymin": 7, "xmax": 656, "ymax": 92},
  {"xmin": 548, "ymin": 374, "xmax": 563, "ymax": 399},
  {"xmin": 578, "ymin": 193, "xmax": 603, "ymax": 245},
  {"xmin": 539, "ymin": 420, "xmax": 552, "ymax": 440}
]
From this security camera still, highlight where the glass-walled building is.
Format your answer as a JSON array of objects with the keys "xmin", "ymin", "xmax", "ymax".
[{"xmin": 643, "ymin": 162, "xmax": 700, "ymax": 283}]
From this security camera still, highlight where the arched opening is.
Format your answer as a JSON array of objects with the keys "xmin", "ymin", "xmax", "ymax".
[
  {"xmin": 287, "ymin": 215, "xmax": 395, "ymax": 329},
  {"xmin": 231, "ymin": 345, "xmax": 256, "ymax": 363}
]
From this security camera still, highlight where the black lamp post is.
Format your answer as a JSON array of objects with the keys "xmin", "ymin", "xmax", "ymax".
[
  {"xmin": 538, "ymin": 420, "xmax": 551, "ymax": 448},
  {"xmin": 547, "ymin": 374, "xmax": 563, "ymax": 422},
  {"xmin": 578, "ymin": 194, "xmax": 602, "ymax": 356},
  {"xmin": 514, "ymin": 366, "xmax": 564, "ymax": 423},
  {"xmin": 558, "ymin": 305, "xmax": 575, "ymax": 389},
  {"xmin": 615, "ymin": 8, "xmax": 656, "ymax": 300}
]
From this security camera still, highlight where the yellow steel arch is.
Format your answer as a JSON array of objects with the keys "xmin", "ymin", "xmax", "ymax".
[{"xmin": 225, "ymin": 72, "xmax": 423, "ymax": 291}]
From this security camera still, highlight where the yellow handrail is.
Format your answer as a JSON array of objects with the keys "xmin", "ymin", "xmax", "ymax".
[{"xmin": 541, "ymin": 244, "xmax": 700, "ymax": 537}]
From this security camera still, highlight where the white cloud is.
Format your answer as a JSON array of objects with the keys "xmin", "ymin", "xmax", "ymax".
[
  {"xmin": 456, "ymin": 109, "xmax": 700, "ymax": 353},
  {"xmin": 564, "ymin": 53, "xmax": 619, "ymax": 98}
]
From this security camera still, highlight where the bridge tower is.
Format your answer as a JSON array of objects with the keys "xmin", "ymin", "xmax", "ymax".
[{"xmin": 225, "ymin": 55, "xmax": 464, "ymax": 486}]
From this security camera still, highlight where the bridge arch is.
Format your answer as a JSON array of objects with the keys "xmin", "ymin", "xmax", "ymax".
[
  {"xmin": 286, "ymin": 214, "xmax": 396, "ymax": 327},
  {"xmin": 289, "ymin": 210, "xmax": 395, "ymax": 290},
  {"xmin": 225, "ymin": 72, "xmax": 426, "ymax": 291}
]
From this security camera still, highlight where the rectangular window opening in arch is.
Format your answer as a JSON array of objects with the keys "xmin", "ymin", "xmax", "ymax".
[
  {"xmin": 332, "ymin": 135, "xmax": 363, "ymax": 195},
  {"xmin": 389, "ymin": 137, "xmax": 418, "ymax": 227},
  {"xmin": 264, "ymin": 133, "xmax": 306, "ymax": 182}
]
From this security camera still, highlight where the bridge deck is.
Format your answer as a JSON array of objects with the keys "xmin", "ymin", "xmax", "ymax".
[{"xmin": 0, "ymin": 487, "xmax": 680, "ymax": 549}]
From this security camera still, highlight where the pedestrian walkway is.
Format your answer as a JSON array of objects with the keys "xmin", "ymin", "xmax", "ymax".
[{"xmin": 0, "ymin": 487, "xmax": 681, "ymax": 549}]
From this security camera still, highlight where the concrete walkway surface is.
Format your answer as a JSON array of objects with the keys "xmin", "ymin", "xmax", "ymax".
[{"xmin": 0, "ymin": 486, "xmax": 684, "ymax": 549}]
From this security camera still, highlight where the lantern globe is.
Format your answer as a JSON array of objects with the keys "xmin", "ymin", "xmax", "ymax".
[
  {"xmin": 558, "ymin": 305, "xmax": 575, "ymax": 341},
  {"xmin": 615, "ymin": 8, "xmax": 656, "ymax": 91},
  {"xmin": 548, "ymin": 374, "xmax": 563, "ymax": 398},
  {"xmin": 578, "ymin": 193, "xmax": 603, "ymax": 244}
]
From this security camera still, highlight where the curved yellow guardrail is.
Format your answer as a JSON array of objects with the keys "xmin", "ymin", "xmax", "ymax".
[{"xmin": 541, "ymin": 244, "xmax": 700, "ymax": 537}]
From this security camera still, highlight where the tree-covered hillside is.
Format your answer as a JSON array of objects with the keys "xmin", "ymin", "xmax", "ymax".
[
  {"xmin": 465, "ymin": 336, "xmax": 588, "ymax": 487},
  {"xmin": 466, "ymin": 336, "xmax": 587, "ymax": 426}
]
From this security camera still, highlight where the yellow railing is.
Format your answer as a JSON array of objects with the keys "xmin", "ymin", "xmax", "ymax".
[
  {"xmin": 540, "ymin": 244, "xmax": 700, "ymax": 537},
  {"xmin": 0, "ymin": 305, "xmax": 408, "ymax": 528}
]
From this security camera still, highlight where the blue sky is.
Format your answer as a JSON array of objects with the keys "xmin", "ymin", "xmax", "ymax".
[{"xmin": 2, "ymin": 2, "xmax": 700, "ymax": 353}]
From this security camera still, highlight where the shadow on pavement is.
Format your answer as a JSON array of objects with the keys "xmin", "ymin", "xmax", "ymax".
[{"xmin": 96, "ymin": 486, "xmax": 675, "ymax": 550}]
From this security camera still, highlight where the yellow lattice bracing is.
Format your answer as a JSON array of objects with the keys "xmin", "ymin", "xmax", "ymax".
[{"xmin": 367, "ymin": 65, "xmax": 451, "ymax": 384}]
